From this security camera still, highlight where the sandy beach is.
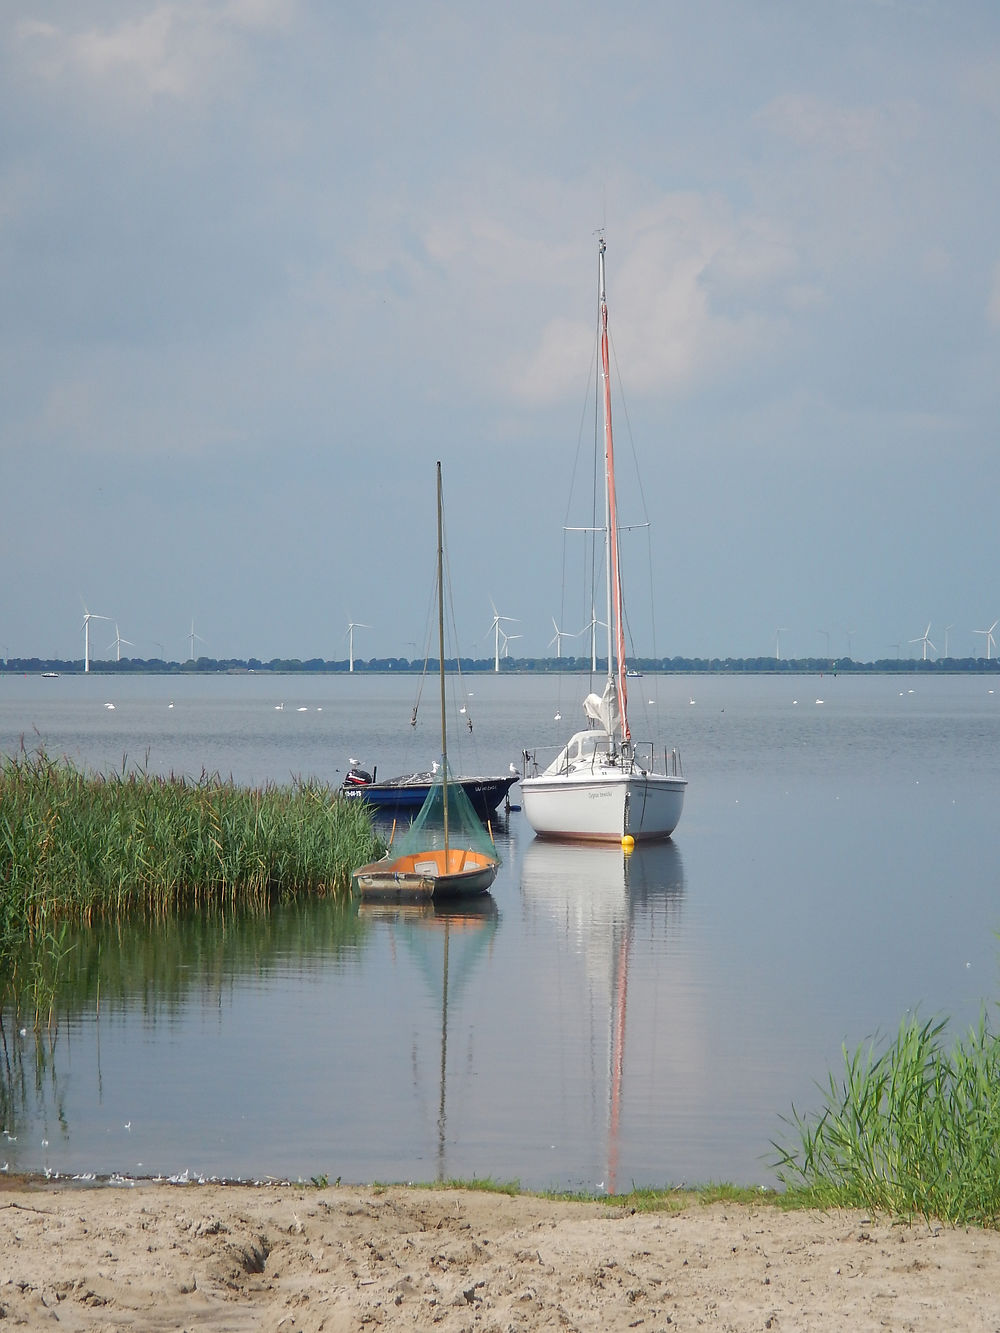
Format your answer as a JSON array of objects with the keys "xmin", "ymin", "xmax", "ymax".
[{"xmin": 3, "ymin": 1179, "xmax": 1000, "ymax": 1331}]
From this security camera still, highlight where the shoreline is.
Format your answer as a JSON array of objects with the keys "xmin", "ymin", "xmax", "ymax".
[{"xmin": 3, "ymin": 1177, "xmax": 1000, "ymax": 1330}]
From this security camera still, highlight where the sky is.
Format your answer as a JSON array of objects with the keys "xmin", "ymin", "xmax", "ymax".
[{"xmin": 2, "ymin": 0, "xmax": 999, "ymax": 666}]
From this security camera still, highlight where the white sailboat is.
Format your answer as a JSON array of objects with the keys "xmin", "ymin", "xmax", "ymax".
[{"xmin": 521, "ymin": 238, "xmax": 687, "ymax": 844}]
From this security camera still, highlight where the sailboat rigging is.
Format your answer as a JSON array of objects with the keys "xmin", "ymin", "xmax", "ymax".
[
  {"xmin": 352, "ymin": 464, "xmax": 501, "ymax": 899},
  {"xmin": 520, "ymin": 237, "xmax": 687, "ymax": 843}
]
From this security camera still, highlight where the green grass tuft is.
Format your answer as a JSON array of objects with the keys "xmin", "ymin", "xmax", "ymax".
[{"xmin": 771, "ymin": 1011, "xmax": 1000, "ymax": 1227}]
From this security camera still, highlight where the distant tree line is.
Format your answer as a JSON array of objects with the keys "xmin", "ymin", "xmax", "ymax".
[{"xmin": 3, "ymin": 654, "xmax": 999, "ymax": 675}]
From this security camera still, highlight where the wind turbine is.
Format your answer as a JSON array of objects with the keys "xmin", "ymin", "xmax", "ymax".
[
  {"xmin": 346, "ymin": 622, "xmax": 372, "ymax": 673},
  {"xmin": 187, "ymin": 618, "xmax": 206, "ymax": 661},
  {"xmin": 818, "ymin": 629, "xmax": 830, "ymax": 658},
  {"xmin": 487, "ymin": 601, "xmax": 518, "ymax": 673},
  {"xmin": 775, "ymin": 628, "xmax": 790, "ymax": 661},
  {"xmin": 909, "ymin": 622, "xmax": 935, "ymax": 661},
  {"xmin": 500, "ymin": 629, "xmax": 522, "ymax": 661},
  {"xmin": 548, "ymin": 617, "xmax": 576, "ymax": 660},
  {"xmin": 580, "ymin": 604, "xmax": 607, "ymax": 674},
  {"xmin": 81, "ymin": 604, "xmax": 111, "ymax": 673},
  {"xmin": 974, "ymin": 620, "xmax": 998, "ymax": 660},
  {"xmin": 108, "ymin": 624, "xmax": 134, "ymax": 662},
  {"xmin": 943, "ymin": 624, "xmax": 955, "ymax": 658}
]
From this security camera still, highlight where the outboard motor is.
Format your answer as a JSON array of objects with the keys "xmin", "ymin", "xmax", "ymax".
[{"xmin": 344, "ymin": 766, "xmax": 374, "ymax": 787}]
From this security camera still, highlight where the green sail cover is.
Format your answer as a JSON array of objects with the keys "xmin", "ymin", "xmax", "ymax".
[{"xmin": 387, "ymin": 758, "xmax": 502, "ymax": 867}]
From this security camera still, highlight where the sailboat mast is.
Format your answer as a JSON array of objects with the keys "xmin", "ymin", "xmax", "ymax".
[
  {"xmin": 598, "ymin": 237, "xmax": 630, "ymax": 743},
  {"xmin": 436, "ymin": 461, "xmax": 449, "ymax": 849}
]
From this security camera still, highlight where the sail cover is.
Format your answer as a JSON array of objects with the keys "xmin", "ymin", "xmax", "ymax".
[
  {"xmin": 582, "ymin": 680, "xmax": 622, "ymax": 738},
  {"xmin": 386, "ymin": 758, "xmax": 502, "ymax": 866}
]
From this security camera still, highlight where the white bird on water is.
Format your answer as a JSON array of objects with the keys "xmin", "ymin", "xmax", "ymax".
[{"xmin": 104, "ymin": 702, "xmax": 115, "ymax": 710}]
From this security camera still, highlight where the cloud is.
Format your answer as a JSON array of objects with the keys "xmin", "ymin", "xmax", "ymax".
[
  {"xmin": 15, "ymin": 0, "xmax": 295, "ymax": 107},
  {"xmin": 515, "ymin": 194, "xmax": 801, "ymax": 405},
  {"xmin": 274, "ymin": 174, "xmax": 809, "ymax": 420},
  {"xmin": 756, "ymin": 92, "xmax": 919, "ymax": 157},
  {"xmin": 748, "ymin": 90, "xmax": 933, "ymax": 271}
]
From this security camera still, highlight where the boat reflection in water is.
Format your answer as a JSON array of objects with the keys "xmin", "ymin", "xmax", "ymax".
[
  {"xmin": 357, "ymin": 896, "xmax": 499, "ymax": 1182},
  {"xmin": 520, "ymin": 839, "xmax": 685, "ymax": 1193}
]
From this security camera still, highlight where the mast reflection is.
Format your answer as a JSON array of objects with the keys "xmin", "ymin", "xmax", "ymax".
[
  {"xmin": 520, "ymin": 841, "xmax": 685, "ymax": 1192},
  {"xmin": 358, "ymin": 897, "xmax": 499, "ymax": 1182}
]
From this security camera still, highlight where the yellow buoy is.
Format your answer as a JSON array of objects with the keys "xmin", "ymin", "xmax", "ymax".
[{"xmin": 621, "ymin": 834, "xmax": 635, "ymax": 852}]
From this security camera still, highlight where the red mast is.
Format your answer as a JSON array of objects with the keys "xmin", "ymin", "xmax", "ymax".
[{"xmin": 599, "ymin": 237, "xmax": 630, "ymax": 743}]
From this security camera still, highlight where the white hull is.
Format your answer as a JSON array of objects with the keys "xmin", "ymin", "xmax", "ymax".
[{"xmin": 521, "ymin": 769, "xmax": 686, "ymax": 842}]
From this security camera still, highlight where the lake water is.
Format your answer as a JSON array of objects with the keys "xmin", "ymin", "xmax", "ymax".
[{"xmin": 2, "ymin": 670, "xmax": 999, "ymax": 1192}]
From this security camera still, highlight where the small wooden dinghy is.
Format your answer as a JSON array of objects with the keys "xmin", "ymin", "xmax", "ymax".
[{"xmin": 352, "ymin": 842, "xmax": 499, "ymax": 900}]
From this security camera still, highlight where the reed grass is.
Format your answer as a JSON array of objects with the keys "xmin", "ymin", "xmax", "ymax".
[
  {"xmin": 772, "ymin": 1011, "xmax": 1000, "ymax": 1226},
  {"xmin": 0, "ymin": 747, "xmax": 382, "ymax": 970}
]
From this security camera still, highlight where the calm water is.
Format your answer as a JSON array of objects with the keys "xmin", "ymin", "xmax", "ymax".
[{"xmin": 2, "ymin": 670, "xmax": 999, "ymax": 1191}]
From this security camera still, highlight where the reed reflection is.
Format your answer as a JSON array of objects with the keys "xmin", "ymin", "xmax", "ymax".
[
  {"xmin": 358, "ymin": 896, "xmax": 499, "ymax": 1182},
  {"xmin": 0, "ymin": 898, "xmax": 369, "ymax": 1165},
  {"xmin": 520, "ymin": 841, "xmax": 685, "ymax": 1192},
  {"xmin": 14, "ymin": 898, "xmax": 367, "ymax": 1021}
]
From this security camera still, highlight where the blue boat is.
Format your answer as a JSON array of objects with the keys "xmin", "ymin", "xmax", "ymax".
[{"xmin": 341, "ymin": 766, "xmax": 518, "ymax": 821}]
